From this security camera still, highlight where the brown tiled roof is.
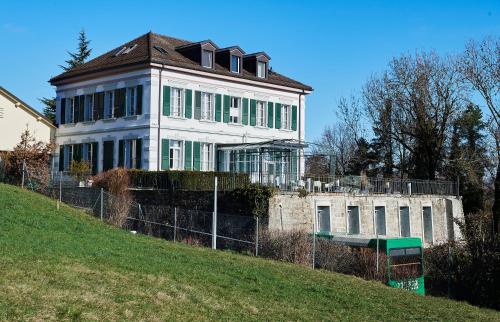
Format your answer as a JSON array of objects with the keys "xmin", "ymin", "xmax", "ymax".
[{"xmin": 49, "ymin": 32, "xmax": 313, "ymax": 92}]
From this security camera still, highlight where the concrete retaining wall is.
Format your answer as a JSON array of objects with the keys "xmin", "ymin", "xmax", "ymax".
[{"xmin": 268, "ymin": 193, "xmax": 463, "ymax": 246}]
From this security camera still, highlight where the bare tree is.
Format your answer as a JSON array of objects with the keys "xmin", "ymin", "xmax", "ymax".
[
  {"xmin": 364, "ymin": 52, "xmax": 466, "ymax": 179},
  {"xmin": 458, "ymin": 37, "xmax": 500, "ymax": 125},
  {"xmin": 459, "ymin": 37, "xmax": 500, "ymax": 233}
]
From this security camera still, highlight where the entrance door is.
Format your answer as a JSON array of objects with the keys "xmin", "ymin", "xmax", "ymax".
[{"xmin": 317, "ymin": 206, "xmax": 331, "ymax": 233}]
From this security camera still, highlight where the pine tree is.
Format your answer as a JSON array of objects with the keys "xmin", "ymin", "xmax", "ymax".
[
  {"xmin": 446, "ymin": 104, "xmax": 486, "ymax": 214},
  {"xmin": 40, "ymin": 30, "xmax": 92, "ymax": 124},
  {"xmin": 60, "ymin": 29, "xmax": 92, "ymax": 71},
  {"xmin": 39, "ymin": 97, "xmax": 56, "ymax": 124}
]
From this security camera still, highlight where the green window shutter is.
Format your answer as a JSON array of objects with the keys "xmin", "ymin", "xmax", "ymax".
[
  {"xmin": 91, "ymin": 142, "xmax": 98, "ymax": 174},
  {"xmin": 242, "ymin": 98, "xmax": 249, "ymax": 125},
  {"xmin": 60, "ymin": 98, "xmax": 66, "ymax": 125},
  {"xmin": 291, "ymin": 105, "xmax": 298, "ymax": 131},
  {"xmin": 135, "ymin": 139, "xmax": 142, "ymax": 169},
  {"xmin": 185, "ymin": 89, "xmax": 192, "ymax": 118},
  {"xmin": 59, "ymin": 145, "xmax": 65, "ymax": 171},
  {"xmin": 136, "ymin": 85, "xmax": 143, "ymax": 115},
  {"xmin": 184, "ymin": 140, "xmax": 193, "ymax": 170},
  {"xmin": 193, "ymin": 142, "xmax": 201, "ymax": 171},
  {"xmin": 275, "ymin": 103, "xmax": 282, "ymax": 129},
  {"xmin": 194, "ymin": 91, "xmax": 201, "ymax": 120},
  {"xmin": 103, "ymin": 141, "xmax": 114, "ymax": 172},
  {"xmin": 223, "ymin": 95, "xmax": 230, "ymax": 123},
  {"xmin": 114, "ymin": 89, "xmax": 125, "ymax": 118},
  {"xmin": 215, "ymin": 94, "xmax": 222, "ymax": 122},
  {"xmin": 267, "ymin": 102, "xmax": 274, "ymax": 128},
  {"xmin": 118, "ymin": 140, "xmax": 124, "ymax": 167},
  {"xmin": 162, "ymin": 86, "xmax": 170, "ymax": 116},
  {"xmin": 74, "ymin": 144, "xmax": 82, "ymax": 162},
  {"xmin": 161, "ymin": 139, "xmax": 169, "ymax": 170},
  {"xmin": 250, "ymin": 99, "xmax": 257, "ymax": 126}
]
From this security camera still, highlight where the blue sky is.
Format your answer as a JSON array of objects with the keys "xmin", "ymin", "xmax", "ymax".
[{"xmin": 1, "ymin": 1, "xmax": 499, "ymax": 141}]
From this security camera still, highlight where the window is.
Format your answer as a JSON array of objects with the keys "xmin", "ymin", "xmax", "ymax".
[
  {"xmin": 230, "ymin": 55, "xmax": 240, "ymax": 73},
  {"xmin": 256, "ymin": 101, "xmax": 266, "ymax": 126},
  {"xmin": 347, "ymin": 206, "xmax": 360, "ymax": 234},
  {"xmin": 104, "ymin": 91, "xmax": 114, "ymax": 119},
  {"xmin": 257, "ymin": 61, "xmax": 266, "ymax": 78},
  {"xmin": 169, "ymin": 140, "xmax": 183, "ymax": 170},
  {"xmin": 202, "ymin": 49, "xmax": 213, "ymax": 68},
  {"xmin": 123, "ymin": 139, "xmax": 140, "ymax": 169},
  {"xmin": 281, "ymin": 104, "xmax": 291, "ymax": 129},
  {"xmin": 400, "ymin": 206, "xmax": 411, "ymax": 237},
  {"xmin": 170, "ymin": 87, "xmax": 183, "ymax": 117},
  {"xmin": 201, "ymin": 92, "xmax": 214, "ymax": 120},
  {"xmin": 63, "ymin": 145, "xmax": 73, "ymax": 170},
  {"xmin": 423, "ymin": 206, "xmax": 433, "ymax": 243},
  {"xmin": 125, "ymin": 87, "xmax": 137, "ymax": 116},
  {"xmin": 375, "ymin": 206, "xmax": 386, "ymax": 235},
  {"xmin": 230, "ymin": 97, "xmax": 241, "ymax": 124},
  {"xmin": 201, "ymin": 143, "xmax": 212, "ymax": 171},
  {"xmin": 84, "ymin": 95, "xmax": 93, "ymax": 121},
  {"xmin": 317, "ymin": 205, "xmax": 331, "ymax": 233}
]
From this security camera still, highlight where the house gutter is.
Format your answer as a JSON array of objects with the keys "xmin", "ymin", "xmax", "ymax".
[{"xmin": 157, "ymin": 65, "xmax": 164, "ymax": 171}]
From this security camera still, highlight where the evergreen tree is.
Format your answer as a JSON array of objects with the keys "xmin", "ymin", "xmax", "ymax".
[
  {"xmin": 60, "ymin": 29, "xmax": 92, "ymax": 71},
  {"xmin": 40, "ymin": 30, "xmax": 92, "ymax": 124},
  {"xmin": 447, "ymin": 104, "xmax": 486, "ymax": 214},
  {"xmin": 39, "ymin": 97, "xmax": 56, "ymax": 124}
]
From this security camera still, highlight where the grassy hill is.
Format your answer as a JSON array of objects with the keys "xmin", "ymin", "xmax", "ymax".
[{"xmin": 0, "ymin": 183, "xmax": 498, "ymax": 321}]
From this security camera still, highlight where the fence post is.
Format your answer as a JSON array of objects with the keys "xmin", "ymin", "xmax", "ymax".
[
  {"xmin": 21, "ymin": 159, "xmax": 26, "ymax": 189},
  {"xmin": 100, "ymin": 188, "xmax": 104, "ymax": 221},
  {"xmin": 312, "ymin": 221, "xmax": 316, "ymax": 269},
  {"xmin": 174, "ymin": 207, "xmax": 177, "ymax": 242},
  {"xmin": 212, "ymin": 176, "xmax": 218, "ymax": 250},
  {"xmin": 59, "ymin": 171, "xmax": 62, "ymax": 205},
  {"xmin": 255, "ymin": 216, "xmax": 259, "ymax": 256}
]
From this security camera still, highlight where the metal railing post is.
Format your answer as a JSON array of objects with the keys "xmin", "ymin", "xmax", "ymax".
[
  {"xmin": 212, "ymin": 176, "xmax": 218, "ymax": 250},
  {"xmin": 174, "ymin": 207, "xmax": 177, "ymax": 242},
  {"xmin": 100, "ymin": 188, "xmax": 104, "ymax": 221},
  {"xmin": 59, "ymin": 171, "xmax": 62, "ymax": 204},
  {"xmin": 255, "ymin": 216, "xmax": 259, "ymax": 256}
]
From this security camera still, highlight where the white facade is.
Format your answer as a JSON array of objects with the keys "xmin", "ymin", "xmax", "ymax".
[
  {"xmin": 0, "ymin": 87, "xmax": 55, "ymax": 151},
  {"xmin": 54, "ymin": 66, "xmax": 308, "ymax": 173}
]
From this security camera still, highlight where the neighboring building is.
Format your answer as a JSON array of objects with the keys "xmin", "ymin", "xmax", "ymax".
[
  {"xmin": 0, "ymin": 86, "xmax": 55, "ymax": 151},
  {"xmin": 50, "ymin": 32, "xmax": 312, "ymax": 178}
]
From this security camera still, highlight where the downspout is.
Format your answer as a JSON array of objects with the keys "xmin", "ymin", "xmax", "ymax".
[
  {"xmin": 157, "ymin": 65, "xmax": 164, "ymax": 171},
  {"xmin": 298, "ymin": 90, "xmax": 304, "ymax": 177}
]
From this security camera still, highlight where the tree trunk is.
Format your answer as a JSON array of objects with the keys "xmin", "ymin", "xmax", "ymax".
[{"xmin": 493, "ymin": 164, "xmax": 500, "ymax": 234}]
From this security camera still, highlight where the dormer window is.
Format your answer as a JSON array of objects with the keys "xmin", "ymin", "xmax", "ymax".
[
  {"xmin": 257, "ymin": 61, "xmax": 267, "ymax": 78},
  {"xmin": 202, "ymin": 49, "xmax": 213, "ymax": 68},
  {"xmin": 231, "ymin": 55, "xmax": 240, "ymax": 73}
]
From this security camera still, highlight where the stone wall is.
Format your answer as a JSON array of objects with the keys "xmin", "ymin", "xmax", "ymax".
[{"xmin": 268, "ymin": 193, "xmax": 464, "ymax": 246}]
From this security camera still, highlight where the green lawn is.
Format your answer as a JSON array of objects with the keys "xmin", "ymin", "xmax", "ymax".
[{"xmin": 0, "ymin": 183, "xmax": 498, "ymax": 321}]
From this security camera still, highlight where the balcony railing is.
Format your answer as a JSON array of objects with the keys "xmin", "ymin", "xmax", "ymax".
[{"xmin": 251, "ymin": 173, "xmax": 458, "ymax": 196}]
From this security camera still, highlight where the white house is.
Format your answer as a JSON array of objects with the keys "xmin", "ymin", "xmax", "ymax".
[
  {"xmin": 0, "ymin": 86, "xmax": 55, "ymax": 152},
  {"xmin": 50, "ymin": 32, "xmax": 312, "ymax": 181}
]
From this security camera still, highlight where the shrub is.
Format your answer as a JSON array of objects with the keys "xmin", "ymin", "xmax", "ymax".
[
  {"xmin": 259, "ymin": 229, "xmax": 388, "ymax": 283},
  {"xmin": 425, "ymin": 211, "xmax": 500, "ymax": 310},
  {"xmin": 69, "ymin": 160, "xmax": 91, "ymax": 182},
  {"xmin": 127, "ymin": 170, "xmax": 250, "ymax": 191},
  {"xmin": 92, "ymin": 168, "xmax": 132, "ymax": 228},
  {"xmin": 3, "ymin": 129, "xmax": 54, "ymax": 187}
]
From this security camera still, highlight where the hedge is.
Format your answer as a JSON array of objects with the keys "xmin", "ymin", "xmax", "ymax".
[{"xmin": 127, "ymin": 170, "xmax": 251, "ymax": 191}]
